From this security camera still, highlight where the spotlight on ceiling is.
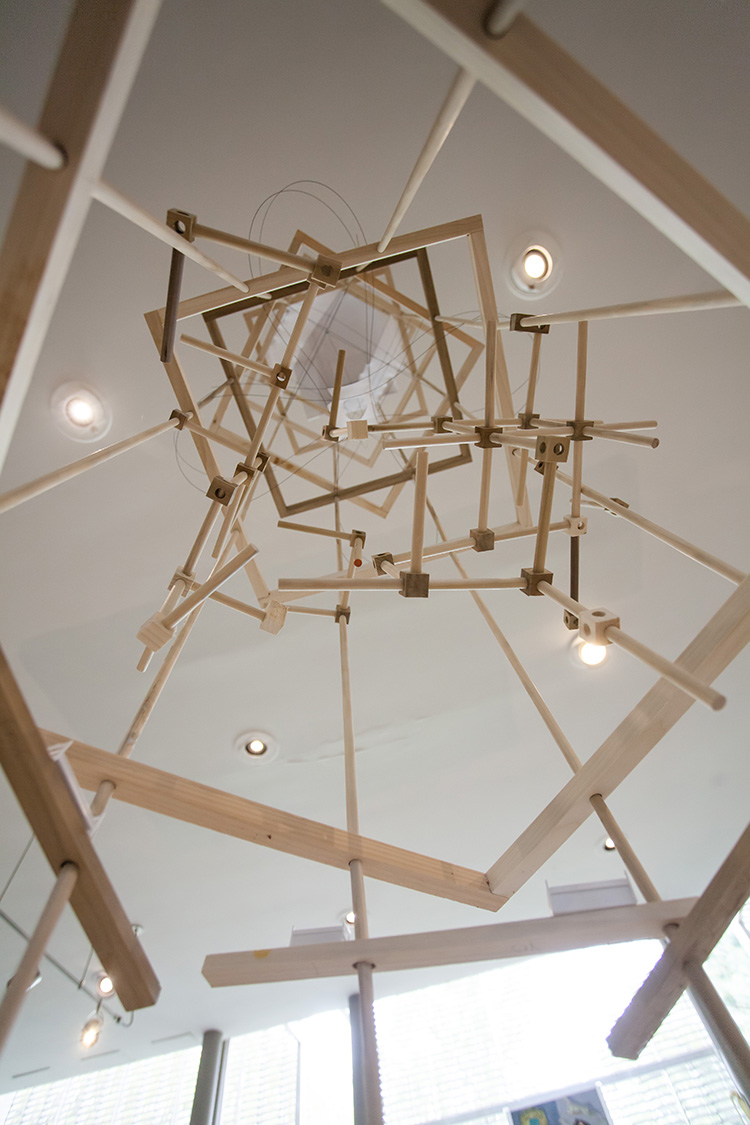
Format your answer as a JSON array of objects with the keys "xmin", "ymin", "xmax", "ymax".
[
  {"xmin": 80, "ymin": 1013, "xmax": 103, "ymax": 1050},
  {"xmin": 522, "ymin": 246, "xmax": 552, "ymax": 281},
  {"xmin": 603, "ymin": 837, "xmax": 617, "ymax": 852},
  {"xmin": 233, "ymin": 730, "xmax": 279, "ymax": 763},
  {"xmin": 51, "ymin": 382, "xmax": 111, "ymax": 442},
  {"xmin": 344, "ymin": 911, "xmax": 356, "ymax": 926},
  {"xmin": 507, "ymin": 232, "xmax": 561, "ymax": 299},
  {"xmin": 95, "ymin": 971, "xmax": 115, "ymax": 998}
]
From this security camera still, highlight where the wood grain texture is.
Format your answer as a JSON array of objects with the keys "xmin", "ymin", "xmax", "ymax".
[
  {"xmin": 0, "ymin": 650, "xmax": 160, "ymax": 1010},
  {"xmin": 382, "ymin": 0, "xmax": 750, "ymax": 307},
  {"xmin": 486, "ymin": 574, "xmax": 750, "ymax": 897},
  {"xmin": 57, "ymin": 736, "xmax": 505, "ymax": 912},
  {"xmin": 202, "ymin": 898, "xmax": 696, "ymax": 986}
]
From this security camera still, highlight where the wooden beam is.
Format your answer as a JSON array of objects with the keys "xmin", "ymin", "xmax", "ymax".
[
  {"xmin": 608, "ymin": 822, "xmax": 750, "ymax": 1059},
  {"xmin": 486, "ymin": 574, "xmax": 750, "ymax": 898},
  {"xmin": 0, "ymin": 650, "xmax": 159, "ymax": 1011},
  {"xmin": 0, "ymin": 0, "xmax": 162, "ymax": 470},
  {"xmin": 380, "ymin": 0, "xmax": 750, "ymax": 307},
  {"xmin": 202, "ymin": 898, "xmax": 696, "ymax": 987},
  {"xmin": 57, "ymin": 735, "xmax": 505, "ymax": 912}
]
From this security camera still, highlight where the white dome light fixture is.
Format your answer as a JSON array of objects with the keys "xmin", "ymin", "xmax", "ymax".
[
  {"xmin": 233, "ymin": 729, "xmax": 280, "ymax": 763},
  {"xmin": 51, "ymin": 382, "xmax": 111, "ymax": 443},
  {"xmin": 507, "ymin": 232, "xmax": 561, "ymax": 299}
]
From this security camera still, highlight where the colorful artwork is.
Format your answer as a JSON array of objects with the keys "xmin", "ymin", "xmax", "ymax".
[{"xmin": 511, "ymin": 1087, "xmax": 610, "ymax": 1125}]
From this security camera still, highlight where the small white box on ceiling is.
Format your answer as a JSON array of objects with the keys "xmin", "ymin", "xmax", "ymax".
[
  {"xmin": 289, "ymin": 925, "xmax": 352, "ymax": 947},
  {"xmin": 547, "ymin": 877, "xmax": 636, "ymax": 915}
]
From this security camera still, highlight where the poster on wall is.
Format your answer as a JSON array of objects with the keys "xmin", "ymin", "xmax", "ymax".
[{"xmin": 510, "ymin": 1086, "xmax": 611, "ymax": 1125}]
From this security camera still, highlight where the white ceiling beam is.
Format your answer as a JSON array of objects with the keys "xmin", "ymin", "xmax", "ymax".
[
  {"xmin": 0, "ymin": 0, "xmax": 163, "ymax": 472},
  {"xmin": 202, "ymin": 898, "xmax": 697, "ymax": 987},
  {"xmin": 379, "ymin": 0, "xmax": 750, "ymax": 307}
]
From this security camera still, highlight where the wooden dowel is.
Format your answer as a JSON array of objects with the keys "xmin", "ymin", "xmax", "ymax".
[
  {"xmin": 584, "ymin": 427, "xmax": 659, "ymax": 448},
  {"xmin": 588, "ymin": 795, "xmax": 660, "ymax": 902},
  {"xmin": 0, "ymin": 416, "xmax": 181, "ymax": 516},
  {"xmin": 682, "ymin": 962, "xmax": 750, "ymax": 1101},
  {"xmin": 410, "ymin": 450, "xmax": 429, "ymax": 572},
  {"xmin": 377, "ymin": 68, "xmax": 475, "ymax": 253},
  {"xmin": 184, "ymin": 501, "xmax": 222, "ymax": 577},
  {"xmin": 90, "ymin": 182, "xmax": 249, "ymax": 292},
  {"xmin": 339, "ymin": 619, "xmax": 359, "ymax": 836},
  {"xmin": 355, "ymin": 959, "xmax": 384, "ymax": 1125},
  {"xmin": 532, "ymin": 463, "xmax": 557, "ymax": 573},
  {"xmin": 556, "ymin": 470, "xmax": 745, "ymax": 585},
  {"xmin": 180, "ymin": 334, "xmax": 275, "ymax": 381},
  {"xmin": 0, "ymin": 863, "xmax": 78, "ymax": 1056},
  {"xmin": 0, "ymin": 104, "xmax": 66, "ymax": 170},
  {"xmin": 328, "ymin": 350, "xmax": 345, "ymax": 433},
  {"xmin": 484, "ymin": 316, "xmax": 497, "ymax": 426},
  {"xmin": 281, "ymin": 280, "xmax": 321, "ymax": 369},
  {"xmin": 212, "ymin": 471, "xmax": 249, "ymax": 559},
  {"xmin": 278, "ymin": 520, "xmax": 353, "ymax": 542},
  {"xmin": 383, "ymin": 433, "xmax": 472, "ymax": 450},
  {"xmin": 597, "ymin": 420, "xmax": 658, "ymax": 431},
  {"xmin": 208, "ymin": 591, "xmax": 264, "ymax": 621},
  {"xmin": 192, "ymin": 222, "xmax": 313, "ymax": 272},
  {"xmin": 162, "ymin": 541, "xmax": 259, "ymax": 629},
  {"xmin": 350, "ymin": 860, "xmax": 368, "ymax": 941},
  {"xmin": 286, "ymin": 605, "xmax": 338, "ymax": 618},
  {"xmin": 571, "ymin": 322, "xmax": 588, "ymax": 520},
  {"xmin": 524, "ymin": 331, "xmax": 543, "ymax": 415},
  {"xmin": 279, "ymin": 577, "xmax": 526, "ymax": 591},
  {"xmin": 477, "ymin": 447, "xmax": 493, "ymax": 530},
  {"xmin": 160, "ymin": 247, "xmax": 185, "ymax": 363},
  {"xmin": 367, "ymin": 417, "xmax": 433, "ymax": 432},
  {"xmin": 500, "ymin": 289, "xmax": 740, "ymax": 331}
]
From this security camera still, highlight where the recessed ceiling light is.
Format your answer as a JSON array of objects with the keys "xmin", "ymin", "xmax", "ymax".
[
  {"xmin": 344, "ymin": 911, "xmax": 356, "ymax": 926},
  {"xmin": 522, "ymin": 246, "xmax": 552, "ymax": 281},
  {"xmin": 603, "ymin": 837, "xmax": 617, "ymax": 852},
  {"xmin": 95, "ymin": 971, "xmax": 115, "ymax": 998},
  {"xmin": 80, "ymin": 1013, "xmax": 103, "ymax": 1049},
  {"xmin": 233, "ymin": 730, "xmax": 279, "ymax": 763},
  {"xmin": 51, "ymin": 382, "xmax": 111, "ymax": 442},
  {"xmin": 507, "ymin": 232, "xmax": 561, "ymax": 299}
]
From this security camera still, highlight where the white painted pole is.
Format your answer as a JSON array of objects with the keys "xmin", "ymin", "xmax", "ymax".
[
  {"xmin": 0, "ymin": 864, "xmax": 78, "ymax": 1056},
  {"xmin": 91, "ymin": 181, "xmax": 249, "ymax": 292},
  {"xmin": 0, "ymin": 416, "xmax": 181, "ymax": 516},
  {"xmin": 0, "ymin": 105, "xmax": 65, "ymax": 170},
  {"xmin": 377, "ymin": 68, "xmax": 475, "ymax": 253}
]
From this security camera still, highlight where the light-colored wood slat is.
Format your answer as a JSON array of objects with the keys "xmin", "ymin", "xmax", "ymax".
[
  {"xmin": 608, "ymin": 822, "xmax": 750, "ymax": 1059},
  {"xmin": 485, "ymin": 574, "xmax": 750, "ymax": 898},
  {"xmin": 202, "ymin": 898, "xmax": 696, "ymax": 987},
  {"xmin": 0, "ymin": 0, "xmax": 162, "ymax": 470},
  {"xmin": 383, "ymin": 0, "xmax": 750, "ymax": 307},
  {"xmin": 0, "ymin": 650, "xmax": 159, "ymax": 1011},
  {"xmin": 57, "ymin": 736, "xmax": 504, "ymax": 912}
]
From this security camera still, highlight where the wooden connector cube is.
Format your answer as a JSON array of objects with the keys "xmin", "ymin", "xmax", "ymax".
[
  {"xmin": 346, "ymin": 419, "xmax": 369, "ymax": 440},
  {"xmin": 579, "ymin": 607, "xmax": 620, "ymax": 644},
  {"xmin": 562, "ymin": 514, "xmax": 588, "ymax": 537},
  {"xmin": 535, "ymin": 435, "xmax": 570, "ymax": 462},
  {"xmin": 399, "ymin": 572, "xmax": 430, "ymax": 598},
  {"xmin": 271, "ymin": 364, "xmax": 292, "ymax": 388},
  {"xmin": 311, "ymin": 255, "xmax": 341, "ymax": 289},
  {"xmin": 206, "ymin": 476, "xmax": 238, "ymax": 505},
  {"xmin": 260, "ymin": 600, "xmax": 287, "ymax": 635},
  {"xmin": 470, "ymin": 528, "xmax": 495, "ymax": 552},
  {"xmin": 136, "ymin": 614, "xmax": 174, "ymax": 652},
  {"xmin": 520, "ymin": 567, "xmax": 553, "ymax": 596}
]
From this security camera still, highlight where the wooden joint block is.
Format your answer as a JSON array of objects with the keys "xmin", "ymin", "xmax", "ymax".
[
  {"xmin": 474, "ymin": 425, "xmax": 502, "ymax": 449},
  {"xmin": 271, "ymin": 364, "xmax": 292, "ymax": 388},
  {"xmin": 563, "ymin": 610, "xmax": 579, "ymax": 631},
  {"xmin": 310, "ymin": 255, "xmax": 341, "ymax": 289},
  {"xmin": 470, "ymin": 527, "xmax": 495, "ymax": 552},
  {"xmin": 517, "ymin": 412, "xmax": 540, "ymax": 429},
  {"xmin": 565, "ymin": 419, "xmax": 595, "ymax": 441},
  {"xmin": 579, "ymin": 607, "xmax": 619, "ymax": 644},
  {"xmin": 520, "ymin": 567, "xmax": 553, "ymax": 596},
  {"xmin": 206, "ymin": 476, "xmax": 238, "ymax": 505},
  {"xmin": 535, "ymin": 435, "xmax": 570, "ymax": 463},
  {"xmin": 346, "ymin": 419, "xmax": 369, "ymax": 440},
  {"xmin": 509, "ymin": 313, "xmax": 549, "ymax": 334},
  {"xmin": 335, "ymin": 604, "xmax": 351, "ymax": 624},
  {"xmin": 372, "ymin": 552, "xmax": 394, "ymax": 576},
  {"xmin": 166, "ymin": 209, "xmax": 196, "ymax": 242},
  {"xmin": 260, "ymin": 600, "xmax": 287, "ymax": 635},
  {"xmin": 562, "ymin": 514, "xmax": 588, "ymax": 537},
  {"xmin": 169, "ymin": 409, "xmax": 192, "ymax": 430},
  {"xmin": 432, "ymin": 415, "xmax": 453, "ymax": 433},
  {"xmin": 399, "ymin": 572, "xmax": 430, "ymax": 598},
  {"xmin": 136, "ymin": 614, "xmax": 174, "ymax": 652},
  {"xmin": 321, "ymin": 424, "xmax": 340, "ymax": 443},
  {"xmin": 168, "ymin": 567, "xmax": 194, "ymax": 592},
  {"xmin": 350, "ymin": 529, "xmax": 366, "ymax": 548},
  {"xmin": 235, "ymin": 452, "xmax": 269, "ymax": 478}
]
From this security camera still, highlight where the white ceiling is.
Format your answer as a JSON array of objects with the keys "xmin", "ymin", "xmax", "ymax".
[{"xmin": 0, "ymin": 0, "xmax": 749, "ymax": 1093}]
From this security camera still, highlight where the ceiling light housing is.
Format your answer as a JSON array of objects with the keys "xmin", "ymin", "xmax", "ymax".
[
  {"xmin": 51, "ymin": 382, "xmax": 111, "ymax": 443},
  {"xmin": 95, "ymin": 971, "xmax": 115, "ymax": 998},
  {"xmin": 507, "ymin": 231, "xmax": 561, "ymax": 300},
  {"xmin": 233, "ymin": 729, "xmax": 279, "ymax": 763},
  {"xmin": 80, "ymin": 1013, "xmax": 103, "ymax": 1049}
]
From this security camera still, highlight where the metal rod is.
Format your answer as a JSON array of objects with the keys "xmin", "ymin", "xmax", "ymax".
[
  {"xmin": 0, "ymin": 863, "xmax": 78, "ymax": 1056},
  {"xmin": 0, "ymin": 104, "xmax": 65, "ymax": 169}
]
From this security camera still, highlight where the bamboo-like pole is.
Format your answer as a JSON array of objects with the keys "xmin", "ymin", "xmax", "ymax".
[
  {"xmin": 0, "ymin": 416, "xmax": 181, "ymax": 516},
  {"xmin": 0, "ymin": 104, "xmax": 66, "ymax": 169},
  {"xmin": 539, "ymin": 582, "xmax": 725, "ymax": 710},
  {"xmin": 0, "ymin": 864, "xmax": 78, "ymax": 1056},
  {"xmin": 192, "ymin": 221, "xmax": 313, "ymax": 272},
  {"xmin": 556, "ymin": 471, "xmax": 745, "ymax": 585},
  {"xmin": 91, "ymin": 182, "xmax": 249, "ymax": 292},
  {"xmin": 377, "ymin": 68, "xmax": 475, "ymax": 253},
  {"xmin": 410, "ymin": 451, "xmax": 429, "ymax": 572}
]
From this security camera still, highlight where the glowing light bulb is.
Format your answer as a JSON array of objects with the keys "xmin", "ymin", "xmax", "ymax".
[
  {"xmin": 246, "ymin": 738, "xmax": 267, "ymax": 756},
  {"xmin": 81, "ymin": 1014, "xmax": 103, "ymax": 1049},
  {"xmin": 96, "ymin": 972, "xmax": 114, "ymax": 997},
  {"xmin": 579, "ymin": 641, "xmax": 607, "ymax": 666},
  {"xmin": 65, "ymin": 396, "xmax": 95, "ymax": 425},
  {"xmin": 522, "ymin": 249, "xmax": 550, "ymax": 280},
  {"xmin": 345, "ymin": 911, "xmax": 356, "ymax": 926},
  {"xmin": 603, "ymin": 837, "xmax": 616, "ymax": 852}
]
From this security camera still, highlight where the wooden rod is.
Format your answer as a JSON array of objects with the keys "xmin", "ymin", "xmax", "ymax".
[
  {"xmin": 0, "ymin": 863, "xmax": 78, "ymax": 1056},
  {"xmin": 584, "ymin": 427, "xmax": 659, "ymax": 448},
  {"xmin": 571, "ymin": 321, "xmax": 587, "ymax": 520},
  {"xmin": 90, "ymin": 182, "xmax": 249, "ymax": 292},
  {"xmin": 0, "ymin": 416, "xmax": 180, "ymax": 516},
  {"xmin": 556, "ymin": 470, "xmax": 745, "ymax": 585},
  {"xmin": 180, "ymin": 334, "xmax": 275, "ymax": 380},
  {"xmin": 588, "ymin": 795, "xmax": 660, "ymax": 902},
  {"xmin": 280, "ymin": 576, "xmax": 526, "ymax": 592},
  {"xmin": 383, "ymin": 433, "xmax": 473, "ymax": 449},
  {"xmin": 286, "ymin": 605, "xmax": 338, "ymax": 619},
  {"xmin": 211, "ymin": 471, "xmax": 249, "ymax": 560},
  {"xmin": 328, "ymin": 349, "xmax": 346, "ymax": 433},
  {"xmin": 282, "ymin": 280, "xmax": 321, "ymax": 368},
  {"xmin": 278, "ymin": 520, "xmax": 353, "ymax": 542},
  {"xmin": 208, "ymin": 591, "xmax": 265, "ymax": 622},
  {"xmin": 0, "ymin": 104, "xmax": 66, "ymax": 170},
  {"xmin": 184, "ymin": 501, "xmax": 222, "ymax": 577},
  {"xmin": 355, "ymin": 960, "xmax": 385, "ymax": 1125},
  {"xmin": 192, "ymin": 222, "xmax": 313, "ymax": 272},
  {"xmin": 477, "ymin": 447, "xmax": 494, "ymax": 530},
  {"xmin": 410, "ymin": 450, "xmax": 429, "ymax": 572},
  {"xmin": 524, "ymin": 331, "xmax": 543, "ymax": 416},
  {"xmin": 160, "ymin": 247, "xmax": 185, "ymax": 364},
  {"xmin": 162, "ymin": 541, "xmax": 259, "ymax": 629},
  {"xmin": 377, "ymin": 68, "xmax": 475, "ymax": 253},
  {"xmin": 339, "ymin": 619, "xmax": 360, "ymax": 836},
  {"xmin": 503, "ymin": 289, "xmax": 740, "ymax": 330},
  {"xmin": 484, "ymin": 316, "xmax": 497, "ymax": 427},
  {"xmin": 682, "ymin": 962, "xmax": 750, "ymax": 1102},
  {"xmin": 532, "ymin": 463, "xmax": 557, "ymax": 573}
]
